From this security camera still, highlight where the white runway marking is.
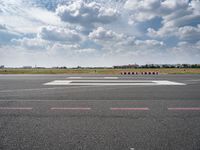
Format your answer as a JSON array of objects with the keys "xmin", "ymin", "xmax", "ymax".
[{"xmin": 44, "ymin": 80, "xmax": 186, "ymax": 86}]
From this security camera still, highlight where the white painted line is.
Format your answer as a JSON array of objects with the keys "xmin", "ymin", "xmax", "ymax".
[
  {"xmin": 67, "ymin": 77, "xmax": 119, "ymax": 80},
  {"xmin": 153, "ymin": 81, "xmax": 186, "ymax": 85},
  {"xmin": 67, "ymin": 83, "xmax": 158, "ymax": 86},
  {"xmin": 51, "ymin": 107, "xmax": 91, "ymax": 110},
  {"xmin": 44, "ymin": 80, "xmax": 186, "ymax": 86},
  {"xmin": 0, "ymin": 107, "xmax": 32, "ymax": 110},
  {"xmin": 104, "ymin": 77, "xmax": 119, "ymax": 79},
  {"xmin": 44, "ymin": 80, "xmax": 72, "ymax": 85},
  {"xmin": 67, "ymin": 77, "xmax": 82, "ymax": 79},
  {"xmin": 69, "ymin": 80, "xmax": 153, "ymax": 83},
  {"xmin": 168, "ymin": 107, "xmax": 200, "ymax": 111},
  {"xmin": 110, "ymin": 107, "xmax": 150, "ymax": 111}
]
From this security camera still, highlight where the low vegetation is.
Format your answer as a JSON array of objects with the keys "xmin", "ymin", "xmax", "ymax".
[{"xmin": 0, "ymin": 68, "xmax": 200, "ymax": 74}]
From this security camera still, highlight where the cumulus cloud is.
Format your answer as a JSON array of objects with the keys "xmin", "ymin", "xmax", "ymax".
[
  {"xmin": 135, "ymin": 39, "xmax": 164, "ymax": 47},
  {"xmin": 124, "ymin": 0, "xmax": 160, "ymax": 23},
  {"xmin": 56, "ymin": 0, "xmax": 119, "ymax": 28},
  {"xmin": 89, "ymin": 27, "xmax": 125, "ymax": 41},
  {"xmin": 38, "ymin": 26, "xmax": 81, "ymax": 42},
  {"xmin": 178, "ymin": 25, "xmax": 200, "ymax": 40},
  {"xmin": 89, "ymin": 27, "xmax": 136, "ymax": 45},
  {"xmin": 88, "ymin": 26, "xmax": 165, "ymax": 56},
  {"xmin": 125, "ymin": 0, "xmax": 200, "ymax": 38},
  {"xmin": 12, "ymin": 38, "xmax": 50, "ymax": 50},
  {"xmin": 136, "ymin": 0, "xmax": 200, "ymax": 43},
  {"xmin": 167, "ymin": 40, "xmax": 200, "ymax": 63},
  {"xmin": 124, "ymin": 0, "xmax": 194, "ymax": 23},
  {"xmin": 161, "ymin": 0, "xmax": 189, "ymax": 10},
  {"xmin": 148, "ymin": 24, "xmax": 200, "ymax": 42}
]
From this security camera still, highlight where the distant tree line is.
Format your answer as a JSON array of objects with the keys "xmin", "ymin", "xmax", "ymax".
[
  {"xmin": 1, "ymin": 64, "xmax": 200, "ymax": 69},
  {"xmin": 113, "ymin": 64, "xmax": 200, "ymax": 69}
]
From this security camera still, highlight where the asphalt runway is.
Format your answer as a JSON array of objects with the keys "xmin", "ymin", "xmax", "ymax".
[{"xmin": 0, "ymin": 74, "xmax": 200, "ymax": 150}]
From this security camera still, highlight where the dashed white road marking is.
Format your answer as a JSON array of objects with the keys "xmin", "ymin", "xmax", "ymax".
[
  {"xmin": 110, "ymin": 107, "xmax": 150, "ymax": 111},
  {"xmin": 0, "ymin": 107, "xmax": 32, "ymax": 110},
  {"xmin": 51, "ymin": 107, "xmax": 91, "ymax": 110},
  {"xmin": 168, "ymin": 107, "xmax": 200, "ymax": 111}
]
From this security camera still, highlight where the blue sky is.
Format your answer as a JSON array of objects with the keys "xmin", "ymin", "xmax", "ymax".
[{"xmin": 0, "ymin": 0, "xmax": 200, "ymax": 67}]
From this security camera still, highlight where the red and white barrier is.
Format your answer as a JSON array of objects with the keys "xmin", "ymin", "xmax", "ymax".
[{"xmin": 121, "ymin": 71, "xmax": 159, "ymax": 75}]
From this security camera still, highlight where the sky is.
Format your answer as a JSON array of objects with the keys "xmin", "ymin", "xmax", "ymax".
[{"xmin": 0, "ymin": 0, "xmax": 200, "ymax": 67}]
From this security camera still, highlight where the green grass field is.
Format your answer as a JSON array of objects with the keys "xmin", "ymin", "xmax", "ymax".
[{"xmin": 0, "ymin": 68, "xmax": 200, "ymax": 74}]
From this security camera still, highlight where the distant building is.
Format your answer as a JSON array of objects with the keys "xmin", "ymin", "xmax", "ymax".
[{"xmin": 0, "ymin": 65, "xmax": 4, "ymax": 69}]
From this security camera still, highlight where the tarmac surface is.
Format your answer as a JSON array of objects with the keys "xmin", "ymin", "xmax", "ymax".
[{"xmin": 0, "ymin": 74, "xmax": 200, "ymax": 150}]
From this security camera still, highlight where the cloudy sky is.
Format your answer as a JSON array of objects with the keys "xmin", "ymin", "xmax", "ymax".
[{"xmin": 0, "ymin": 0, "xmax": 200, "ymax": 67}]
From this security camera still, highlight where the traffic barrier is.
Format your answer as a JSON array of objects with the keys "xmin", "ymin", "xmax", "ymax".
[{"xmin": 121, "ymin": 71, "xmax": 159, "ymax": 75}]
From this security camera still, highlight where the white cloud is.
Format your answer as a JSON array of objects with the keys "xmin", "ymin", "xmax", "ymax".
[
  {"xmin": 125, "ymin": 0, "xmax": 200, "ymax": 40},
  {"xmin": 124, "ymin": 0, "xmax": 159, "ymax": 11},
  {"xmin": 88, "ymin": 27, "xmax": 165, "ymax": 57},
  {"xmin": 124, "ymin": 0, "xmax": 160, "ymax": 23},
  {"xmin": 89, "ymin": 27, "xmax": 125, "ymax": 41},
  {"xmin": 167, "ymin": 40, "xmax": 200, "ymax": 63},
  {"xmin": 189, "ymin": 0, "xmax": 200, "ymax": 14},
  {"xmin": 38, "ymin": 26, "xmax": 82, "ymax": 42},
  {"xmin": 178, "ymin": 25, "xmax": 200, "ymax": 40},
  {"xmin": 12, "ymin": 38, "xmax": 50, "ymax": 50},
  {"xmin": 135, "ymin": 40, "xmax": 164, "ymax": 47},
  {"xmin": 56, "ymin": 0, "xmax": 119, "ymax": 28},
  {"xmin": 0, "ymin": 0, "xmax": 62, "ymax": 34},
  {"xmin": 148, "ymin": 24, "xmax": 200, "ymax": 41},
  {"xmin": 143, "ymin": 0, "xmax": 200, "ymax": 43},
  {"xmin": 161, "ymin": 0, "xmax": 189, "ymax": 9},
  {"xmin": 89, "ymin": 27, "xmax": 136, "ymax": 45}
]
